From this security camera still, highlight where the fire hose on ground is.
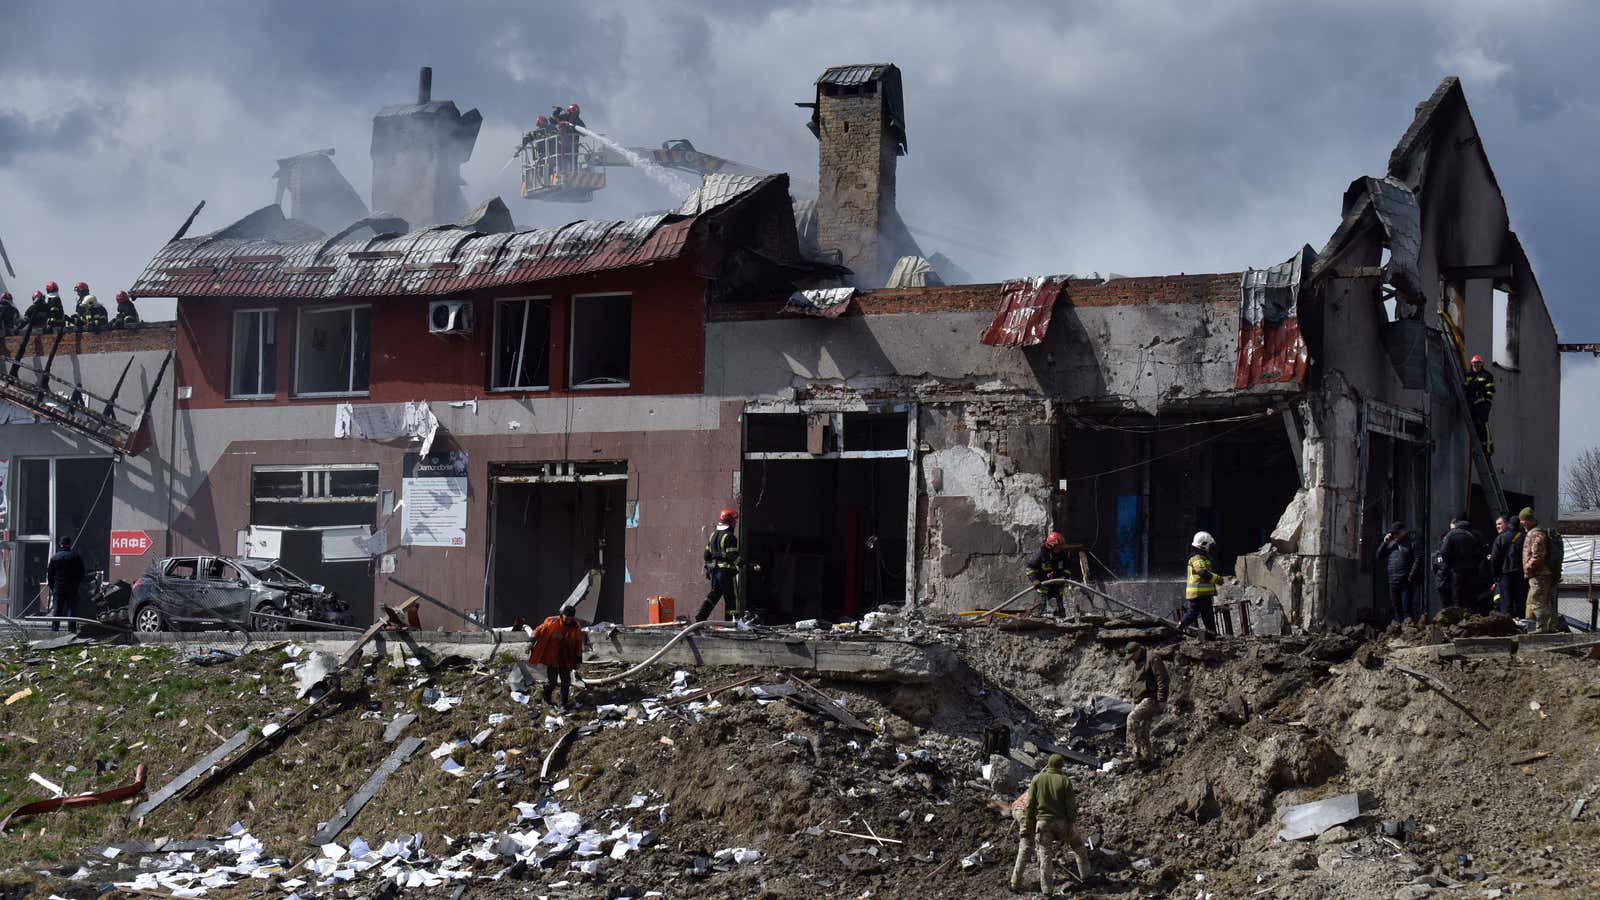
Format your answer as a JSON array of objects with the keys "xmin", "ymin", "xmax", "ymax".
[
  {"xmin": 574, "ymin": 618, "xmax": 733, "ymax": 687},
  {"xmin": 981, "ymin": 577, "xmax": 1197, "ymax": 636}
]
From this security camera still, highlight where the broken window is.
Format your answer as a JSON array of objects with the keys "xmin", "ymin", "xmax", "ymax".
[
  {"xmin": 230, "ymin": 308, "xmax": 278, "ymax": 398},
  {"xmin": 165, "ymin": 558, "xmax": 199, "ymax": 580},
  {"xmin": 493, "ymin": 298, "xmax": 551, "ymax": 390},
  {"xmin": 295, "ymin": 305, "xmax": 370, "ymax": 396},
  {"xmin": 1493, "ymin": 288, "xmax": 1518, "ymax": 369},
  {"xmin": 251, "ymin": 466, "xmax": 380, "ymax": 503},
  {"xmin": 569, "ymin": 293, "xmax": 631, "ymax": 387},
  {"xmin": 205, "ymin": 559, "xmax": 243, "ymax": 582}
]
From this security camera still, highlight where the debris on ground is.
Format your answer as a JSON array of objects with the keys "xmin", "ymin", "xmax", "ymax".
[{"xmin": 1, "ymin": 615, "xmax": 1598, "ymax": 897}]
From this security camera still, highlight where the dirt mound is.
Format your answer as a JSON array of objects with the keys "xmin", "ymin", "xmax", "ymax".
[{"xmin": 4, "ymin": 624, "xmax": 1600, "ymax": 898}]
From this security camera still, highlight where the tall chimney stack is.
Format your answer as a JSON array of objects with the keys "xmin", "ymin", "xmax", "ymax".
[
  {"xmin": 371, "ymin": 67, "xmax": 483, "ymax": 228},
  {"xmin": 807, "ymin": 64, "xmax": 907, "ymax": 287}
]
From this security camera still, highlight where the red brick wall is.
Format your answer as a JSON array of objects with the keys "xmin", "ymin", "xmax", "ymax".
[
  {"xmin": 708, "ymin": 273, "xmax": 1242, "ymax": 321},
  {"xmin": 176, "ymin": 260, "xmax": 707, "ymax": 410},
  {"xmin": 1, "ymin": 322, "xmax": 176, "ymax": 358}
]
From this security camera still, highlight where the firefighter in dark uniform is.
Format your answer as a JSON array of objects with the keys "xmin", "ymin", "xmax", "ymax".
[
  {"xmin": 696, "ymin": 507, "xmax": 742, "ymax": 622},
  {"xmin": 73, "ymin": 282, "xmax": 107, "ymax": 330},
  {"xmin": 43, "ymin": 281, "xmax": 67, "ymax": 329},
  {"xmin": 1464, "ymin": 354, "xmax": 1495, "ymax": 456},
  {"xmin": 1026, "ymin": 531, "xmax": 1074, "ymax": 616},
  {"xmin": 0, "ymin": 291, "xmax": 18, "ymax": 334},
  {"xmin": 24, "ymin": 290, "xmax": 49, "ymax": 328},
  {"xmin": 110, "ymin": 290, "xmax": 141, "ymax": 328}
]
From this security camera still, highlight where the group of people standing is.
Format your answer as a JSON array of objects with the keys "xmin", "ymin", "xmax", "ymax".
[
  {"xmin": 1375, "ymin": 507, "xmax": 1564, "ymax": 631},
  {"xmin": 0, "ymin": 281, "xmax": 139, "ymax": 335}
]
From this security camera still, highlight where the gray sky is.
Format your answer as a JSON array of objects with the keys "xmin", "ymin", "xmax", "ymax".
[{"xmin": 3, "ymin": 0, "xmax": 1598, "ymax": 476}]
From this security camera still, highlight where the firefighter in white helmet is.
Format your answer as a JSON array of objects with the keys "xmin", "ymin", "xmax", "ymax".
[{"xmin": 1179, "ymin": 531, "xmax": 1225, "ymax": 637}]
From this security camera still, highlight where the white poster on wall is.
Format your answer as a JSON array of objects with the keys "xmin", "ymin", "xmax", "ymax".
[{"xmin": 401, "ymin": 451, "xmax": 468, "ymax": 548}]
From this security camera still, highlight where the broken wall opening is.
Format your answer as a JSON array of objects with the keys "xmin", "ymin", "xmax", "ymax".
[
  {"xmin": 1059, "ymin": 415, "xmax": 1298, "ymax": 611},
  {"xmin": 1359, "ymin": 431, "xmax": 1429, "ymax": 622},
  {"xmin": 248, "ymin": 465, "xmax": 378, "ymax": 626},
  {"xmin": 488, "ymin": 461, "xmax": 626, "ymax": 627}
]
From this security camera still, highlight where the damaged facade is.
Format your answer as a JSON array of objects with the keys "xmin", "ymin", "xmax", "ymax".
[{"xmin": 1, "ymin": 71, "xmax": 1559, "ymax": 633}]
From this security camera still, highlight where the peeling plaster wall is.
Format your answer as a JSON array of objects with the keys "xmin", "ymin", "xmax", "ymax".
[{"xmin": 918, "ymin": 398, "xmax": 1054, "ymax": 612}]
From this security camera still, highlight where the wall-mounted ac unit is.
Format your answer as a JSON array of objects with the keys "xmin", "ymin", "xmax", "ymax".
[{"xmin": 428, "ymin": 300, "xmax": 474, "ymax": 335}]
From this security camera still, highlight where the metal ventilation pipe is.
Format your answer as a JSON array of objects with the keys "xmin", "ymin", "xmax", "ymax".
[{"xmin": 418, "ymin": 66, "xmax": 433, "ymax": 104}]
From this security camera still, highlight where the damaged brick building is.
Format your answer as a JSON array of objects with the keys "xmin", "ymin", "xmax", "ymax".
[{"xmin": 3, "ymin": 67, "xmax": 1558, "ymax": 633}]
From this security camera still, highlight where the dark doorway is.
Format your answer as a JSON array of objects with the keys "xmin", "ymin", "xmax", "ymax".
[
  {"xmin": 488, "ymin": 464, "xmax": 626, "ymax": 627},
  {"xmin": 1061, "ymin": 416, "xmax": 1300, "ymax": 582},
  {"xmin": 741, "ymin": 459, "xmax": 908, "ymax": 623}
]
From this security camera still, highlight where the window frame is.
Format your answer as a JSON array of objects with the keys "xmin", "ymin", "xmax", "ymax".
[
  {"xmin": 1492, "ymin": 286, "xmax": 1520, "ymax": 372},
  {"xmin": 293, "ymin": 304, "xmax": 372, "ymax": 398},
  {"xmin": 568, "ymin": 291, "xmax": 633, "ymax": 390},
  {"xmin": 490, "ymin": 295, "xmax": 553, "ymax": 392},
  {"xmin": 229, "ymin": 307, "xmax": 279, "ymax": 400}
]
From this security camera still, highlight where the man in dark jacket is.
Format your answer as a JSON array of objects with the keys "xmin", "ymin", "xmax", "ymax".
[
  {"xmin": 1488, "ymin": 514, "xmax": 1527, "ymax": 617},
  {"xmin": 1375, "ymin": 521, "xmax": 1422, "ymax": 623},
  {"xmin": 1025, "ymin": 531, "xmax": 1074, "ymax": 617},
  {"xmin": 46, "ymin": 536, "xmax": 86, "ymax": 633},
  {"xmin": 1436, "ymin": 515, "xmax": 1484, "ymax": 612},
  {"xmin": 1124, "ymin": 642, "xmax": 1170, "ymax": 764}
]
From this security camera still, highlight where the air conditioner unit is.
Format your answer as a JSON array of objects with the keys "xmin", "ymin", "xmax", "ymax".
[{"xmin": 428, "ymin": 300, "xmax": 474, "ymax": 335}]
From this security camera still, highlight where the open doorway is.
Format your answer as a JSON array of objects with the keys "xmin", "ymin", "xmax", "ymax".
[
  {"xmin": 1060, "ymin": 414, "xmax": 1301, "ymax": 583},
  {"xmin": 488, "ymin": 461, "xmax": 626, "ymax": 627},
  {"xmin": 6, "ymin": 456, "xmax": 114, "ymax": 616},
  {"xmin": 248, "ymin": 464, "xmax": 379, "ymax": 626},
  {"xmin": 741, "ymin": 408, "xmax": 912, "ymax": 624}
]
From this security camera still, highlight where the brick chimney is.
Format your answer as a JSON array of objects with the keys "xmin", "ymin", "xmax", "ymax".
[
  {"xmin": 370, "ymin": 67, "xmax": 484, "ymax": 229},
  {"xmin": 808, "ymin": 64, "xmax": 907, "ymax": 287}
]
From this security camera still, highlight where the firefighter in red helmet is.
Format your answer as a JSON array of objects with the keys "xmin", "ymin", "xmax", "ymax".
[
  {"xmin": 696, "ymin": 507, "xmax": 742, "ymax": 622},
  {"xmin": 110, "ymin": 290, "xmax": 141, "ymax": 328},
  {"xmin": 73, "ymin": 281, "xmax": 107, "ymax": 329},
  {"xmin": 1026, "ymin": 531, "xmax": 1076, "ymax": 617},
  {"xmin": 1464, "ymin": 353, "xmax": 1494, "ymax": 455},
  {"xmin": 43, "ymin": 281, "xmax": 66, "ymax": 329}
]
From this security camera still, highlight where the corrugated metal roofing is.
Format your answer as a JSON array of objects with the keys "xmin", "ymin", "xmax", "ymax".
[
  {"xmin": 132, "ymin": 178, "xmax": 783, "ymax": 301},
  {"xmin": 677, "ymin": 173, "xmax": 769, "ymax": 216},
  {"xmin": 980, "ymin": 276, "xmax": 1064, "ymax": 348},
  {"xmin": 816, "ymin": 64, "xmax": 893, "ymax": 87}
]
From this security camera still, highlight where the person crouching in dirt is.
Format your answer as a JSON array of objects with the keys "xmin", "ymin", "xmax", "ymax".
[
  {"xmin": 529, "ymin": 603, "xmax": 585, "ymax": 709},
  {"xmin": 1124, "ymin": 641, "xmax": 1169, "ymax": 766},
  {"xmin": 1010, "ymin": 754, "xmax": 1092, "ymax": 894}
]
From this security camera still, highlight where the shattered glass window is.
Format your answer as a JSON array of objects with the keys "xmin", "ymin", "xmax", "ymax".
[
  {"xmin": 295, "ymin": 306, "xmax": 370, "ymax": 395},
  {"xmin": 493, "ymin": 298, "xmax": 551, "ymax": 390}
]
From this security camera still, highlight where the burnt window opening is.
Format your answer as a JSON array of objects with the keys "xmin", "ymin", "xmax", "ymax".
[
  {"xmin": 493, "ymin": 298, "xmax": 551, "ymax": 390},
  {"xmin": 230, "ymin": 308, "xmax": 278, "ymax": 398},
  {"xmin": 1493, "ymin": 287, "xmax": 1519, "ymax": 370},
  {"xmin": 570, "ymin": 293, "xmax": 631, "ymax": 388},
  {"xmin": 843, "ymin": 412, "xmax": 908, "ymax": 451},
  {"xmin": 295, "ymin": 305, "xmax": 370, "ymax": 396},
  {"xmin": 746, "ymin": 413, "xmax": 808, "ymax": 452},
  {"xmin": 165, "ymin": 558, "xmax": 199, "ymax": 580}
]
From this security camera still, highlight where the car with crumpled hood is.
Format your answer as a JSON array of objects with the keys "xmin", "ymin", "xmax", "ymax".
[{"xmin": 103, "ymin": 555, "xmax": 352, "ymax": 632}]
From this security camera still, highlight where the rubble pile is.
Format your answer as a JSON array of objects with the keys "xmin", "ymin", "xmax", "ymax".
[{"xmin": 2, "ymin": 616, "xmax": 1599, "ymax": 897}]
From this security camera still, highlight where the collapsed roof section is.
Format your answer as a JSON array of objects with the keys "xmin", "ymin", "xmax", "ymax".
[{"xmin": 131, "ymin": 174, "xmax": 823, "ymax": 302}]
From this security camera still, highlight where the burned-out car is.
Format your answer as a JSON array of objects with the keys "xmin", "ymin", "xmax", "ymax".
[{"xmin": 103, "ymin": 555, "xmax": 352, "ymax": 632}]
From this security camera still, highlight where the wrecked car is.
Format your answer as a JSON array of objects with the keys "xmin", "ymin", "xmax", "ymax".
[{"xmin": 103, "ymin": 555, "xmax": 352, "ymax": 632}]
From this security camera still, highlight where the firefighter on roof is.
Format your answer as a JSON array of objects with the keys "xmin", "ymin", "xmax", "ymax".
[
  {"xmin": 73, "ymin": 282, "xmax": 107, "ymax": 329},
  {"xmin": 110, "ymin": 290, "xmax": 141, "ymax": 328},
  {"xmin": 0, "ymin": 291, "xmax": 17, "ymax": 334},
  {"xmin": 43, "ymin": 281, "xmax": 66, "ymax": 329}
]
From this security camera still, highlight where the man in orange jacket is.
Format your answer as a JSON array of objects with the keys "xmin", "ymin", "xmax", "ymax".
[{"xmin": 529, "ymin": 603, "xmax": 585, "ymax": 708}]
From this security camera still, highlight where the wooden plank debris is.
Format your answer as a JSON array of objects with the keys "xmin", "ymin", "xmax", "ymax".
[
  {"xmin": 785, "ymin": 674, "xmax": 874, "ymax": 734},
  {"xmin": 130, "ymin": 728, "xmax": 250, "ymax": 820},
  {"xmin": 829, "ymin": 829, "xmax": 903, "ymax": 845},
  {"xmin": 312, "ymin": 736, "xmax": 424, "ymax": 844},
  {"xmin": 339, "ymin": 596, "xmax": 418, "ymax": 670}
]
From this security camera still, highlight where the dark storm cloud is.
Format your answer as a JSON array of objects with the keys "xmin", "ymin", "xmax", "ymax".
[{"xmin": 2, "ymin": 0, "xmax": 1598, "ymax": 464}]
